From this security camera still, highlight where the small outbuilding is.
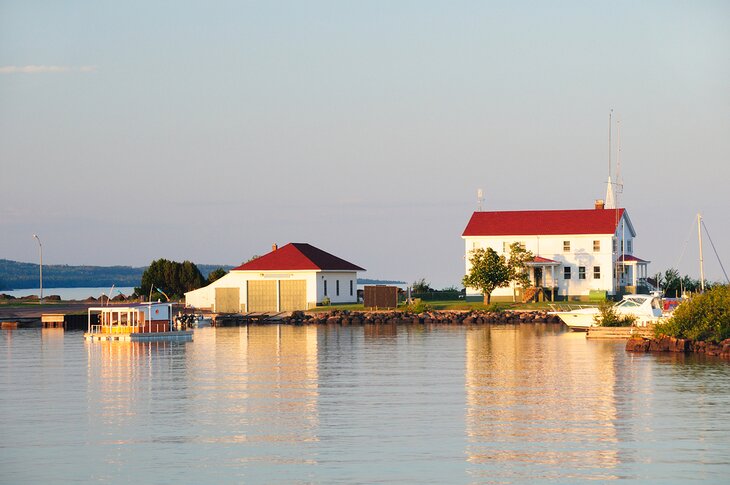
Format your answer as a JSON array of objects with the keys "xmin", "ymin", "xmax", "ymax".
[{"xmin": 185, "ymin": 243, "xmax": 365, "ymax": 312}]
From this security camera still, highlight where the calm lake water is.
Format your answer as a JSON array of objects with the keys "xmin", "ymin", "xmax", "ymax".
[{"xmin": 2, "ymin": 324, "xmax": 729, "ymax": 484}]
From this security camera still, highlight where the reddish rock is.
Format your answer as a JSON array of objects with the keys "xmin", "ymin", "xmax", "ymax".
[
  {"xmin": 706, "ymin": 343, "xmax": 722, "ymax": 356},
  {"xmin": 673, "ymin": 338, "xmax": 690, "ymax": 352},
  {"xmin": 626, "ymin": 337, "xmax": 650, "ymax": 352}
]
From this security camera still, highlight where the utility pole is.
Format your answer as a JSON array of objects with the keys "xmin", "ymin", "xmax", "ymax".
[{"xmin": 33, "ymin": 234, "xmax": 43, "ymax": 304}]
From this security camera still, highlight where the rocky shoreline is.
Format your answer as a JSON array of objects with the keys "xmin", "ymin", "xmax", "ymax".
[
  {"xmin": 278, "ymin": 309, "xmax": 562, "ymax": 326},
  {"xmin": 626, "ymin": 336, "xmax": 730, "ymax": 359}
]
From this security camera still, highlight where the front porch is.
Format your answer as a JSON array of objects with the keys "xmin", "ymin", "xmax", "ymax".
[
  {"xmin": 616, "ymin": 255, "xmax": 652, "ymax": 294},
  {"xmin": 524, "ymin": 257, "xmax": 561, "ymax": 302}
]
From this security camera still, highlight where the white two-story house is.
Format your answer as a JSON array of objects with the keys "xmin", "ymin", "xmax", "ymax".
[{"xmin": 461, "ymin": 200, "xmax": 650, "ymax": 301}]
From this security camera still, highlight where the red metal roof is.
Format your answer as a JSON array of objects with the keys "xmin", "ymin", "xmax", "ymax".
[
  {"xmin": 617, "ymin": 254, "xmax": 649, "ymax": 263},
  {"xmin": 462, "ymin": 209, "xmax": 627, "ymax": 236},
  {"xmin": 232, "ymin": 243, "xmax": 365, "ymax": 272},
  {"xmin": 532, "ymin": 256, "xmax": 559, "ymax": 263}
]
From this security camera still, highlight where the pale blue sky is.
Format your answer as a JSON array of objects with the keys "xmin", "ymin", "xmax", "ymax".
[{"xmin": 1, "ymin": 0, "xmax": 728, "ymax": 287}]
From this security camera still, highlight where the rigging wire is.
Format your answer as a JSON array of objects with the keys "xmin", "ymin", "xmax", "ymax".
[
  {"xmin": 673, "ymin": 216, "xmax": 697, "ymax": 271},
  {"xmin": 701, "ymin": 221, "xmax": 730, "ymax": 283}
]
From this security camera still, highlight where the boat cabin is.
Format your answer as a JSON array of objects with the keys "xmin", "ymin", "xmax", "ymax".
[{"xmin": 86, "ymin": 303, "xmax": 173, "ymax": 336}]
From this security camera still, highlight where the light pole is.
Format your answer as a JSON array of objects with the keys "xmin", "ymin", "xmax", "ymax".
[{"xmin": 33, "ymin": 234, "xmax": 43, "ymax": 304}]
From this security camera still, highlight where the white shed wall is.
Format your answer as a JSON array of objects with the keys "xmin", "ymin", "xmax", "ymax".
[
  {"xmin": 317, "ymin": 271, "xmax": 358, "ymax": 304},
  {"xmin": 185, "ymin": 270, "xmax": 359, "ymax": 310}
]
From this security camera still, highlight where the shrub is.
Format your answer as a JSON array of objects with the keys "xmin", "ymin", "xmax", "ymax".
[
  {"xmin": 595, "ymin": 300, "xmax": 636, "ymax": 327},
  {"xmin": 399, "ymin": 301, "xmax": 433, "ymax": 313},
  {"xmin": 654, "ymin": 285, "xmax": 730, "ymax": 342},
  {"xmin": 484, "ymin": 302, "xmax": 509, "ymax": 312},
  {"xmin": 321, "ymin": 296, "xmax": 331, "ymax": 306}
]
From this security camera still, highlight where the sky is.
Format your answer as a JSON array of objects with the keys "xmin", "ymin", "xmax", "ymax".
[{"xmin": 1, "ymin": 0, "xmax": 728, "ymax": 289}]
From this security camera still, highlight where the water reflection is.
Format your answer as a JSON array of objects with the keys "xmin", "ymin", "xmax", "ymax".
[
  {"xmin": 465, "ymin": 324, "xmax": 628, "ymax": 481},
  {"xmin": 4, "ymin": 323, "xmax": 730, "ymax": 483}
]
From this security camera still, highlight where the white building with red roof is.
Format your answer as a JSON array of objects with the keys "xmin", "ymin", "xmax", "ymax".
[
  {"xmin": 185, "ymin": 243, "xmax": 365, "ymax": 312},
  {"xmin": 461, "ymin": 200, "xmax": 650, "ymax": 301}
]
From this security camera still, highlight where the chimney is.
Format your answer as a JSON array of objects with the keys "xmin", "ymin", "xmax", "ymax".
[
  {"xmin": 272, "ymin": 243, "xmax": 278, "ymax": 252},
  {"xmin": 594, "ymin": 199, "xmax": 605, "ymax": 210}
]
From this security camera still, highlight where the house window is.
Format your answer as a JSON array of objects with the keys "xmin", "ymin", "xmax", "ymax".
[
  {"xmin": 350, "ymin": 280, "xmax": 353, "ymax": 296},
  {"xmin": 613, "ymin": 238, "xmax": 618, "ymax": 252},
  {"xmin": 579, "ymin": 267, "xmax": 586, "ymax": 280},
  {"xmin": 563, "ymin": 241, "xmax": 570, "ymax": 252},
  {"xmin": 324, "ymin": 280, "xmax": 328, "ymax": 296},
  {"xmin": 594, "ymin": 266, "xmax": 601, "ymax": 279},
  {"xmin": 502, "ymin": 242, "xmax": 508, "ymax": 253},
  {"xmin": 627, "ymin": 240, "xmax": 633, "ymax": 253},
  {"xmin": 593, "ymin": 240, "xmax": 600, "ymax": 252},
  {"xmin": 336, "ymin": 280, "xmax": 340, "ymax": 296},
  {"xmin": 564, "ymin": 267, "xmax": 571, "ymax": 280}
]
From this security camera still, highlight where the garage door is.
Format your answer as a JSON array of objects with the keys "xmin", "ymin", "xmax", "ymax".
[
  {"xmin": 279, "ymin": 280, "xmax": 307, "ymax": 312},
  {"xmin": 247, "ymin": 280, "xmax": 277, "ymax": 312},
  {"xmin": 215, "ymin": 288, "xmax": 240, "ymax": 313}
]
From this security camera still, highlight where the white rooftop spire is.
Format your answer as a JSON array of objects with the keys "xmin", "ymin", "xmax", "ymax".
[{"xmin": 605, "ymin": 175, "xmax": 616, "ymax": 209}]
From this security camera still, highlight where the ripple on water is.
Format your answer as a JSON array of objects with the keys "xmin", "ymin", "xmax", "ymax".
[{"xmin": 1, "ymin": 324, "xmax": 729, "ymax": 484}]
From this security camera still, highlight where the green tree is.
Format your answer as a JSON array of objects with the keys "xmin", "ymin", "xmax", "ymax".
[
  {"xmin": 507, "ymin": 242, "xmax": 534, "ymax": 289},
  {"xmin": 655, "ymin": 285, "xmax": 730, "ymax": 341},
  {"xmin": 135, "ymin": 259, "xmax": 205, "ymax": 301},
  {"xmin": 207, "ymin": 267, "xmax": 228, "ymax": 284},
  {"xmin": 663, "ymin": 268, "xmax": 681, "ymax": 297},
  {"xmin": 412, "ymin": 278, "xmax": 433, "ymax": 293},
  {"xmin": 462, "ymin": 247, "xmax": 510, "ymax": 304}
]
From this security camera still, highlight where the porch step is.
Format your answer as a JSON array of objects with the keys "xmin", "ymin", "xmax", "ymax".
[{"xmin": 522, "ymin": 287, "xmax": 542, "ymax": 303}]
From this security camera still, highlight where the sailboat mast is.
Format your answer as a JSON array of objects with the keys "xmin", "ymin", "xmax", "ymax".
[{"xmin": 698, "ymin": 213, "xmax": 705, "ymax": 292}]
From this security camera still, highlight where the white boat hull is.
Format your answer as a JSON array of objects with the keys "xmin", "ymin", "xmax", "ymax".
[
  {"xmin": 550, "ymin": 294, "xmax": 665, "ymax": 332},
  {"xmin": 552, "ymin": 310, "xmax": 599, "ymax": 331}
]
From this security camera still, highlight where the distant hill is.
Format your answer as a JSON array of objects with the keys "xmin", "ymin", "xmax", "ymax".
[
  {"xmin": 0, "ymin": 259, "xmax": 403, "ymax": 291},
  {"xmin": 0, "ymin": 259, "xmax": 233, "ymax": 291},
  {"xmin": 358, "ymin": 278, "xmax": 407, "ymax": 285}
]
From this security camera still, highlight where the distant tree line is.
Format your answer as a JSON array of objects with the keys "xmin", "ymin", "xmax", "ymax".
[
  {"xmin": 649, "ymin": 268, "xmax": 721, "ymax": 297},
  {"xmin": 0, "ymin": 258, "xmax": 231, "ymax": 291}
]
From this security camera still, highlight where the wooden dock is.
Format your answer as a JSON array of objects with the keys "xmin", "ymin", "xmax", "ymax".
[
  {"xmin": 211, "ymin": 312, "xmax": 288, "ymax": 326},
  {"xmin": 41, "ymin": 313, "xmax": 89, "ymax": 330},
  {"xmin": 2, "ymin": 318, "xmax": 41, "ymax": 329},
  {"xmin": 586, "ymin": 326, "xmax": 655, "ymax": 339}
]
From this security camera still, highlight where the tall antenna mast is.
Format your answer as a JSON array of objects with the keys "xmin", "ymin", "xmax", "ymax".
[
  {"xmin": 477, "ymin": 188, "xmax": 484, "ymax": 212},
  {"xmin": 608, "ymin": 109, "xmax": 613, "ymax": 178},
  {"xmin": 605, "ymin": 110, "xmax": 617, "ymax": 209},
  {"xmin": 616, "ymin": 117, "xmax": 624, "ymax": 199}
]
